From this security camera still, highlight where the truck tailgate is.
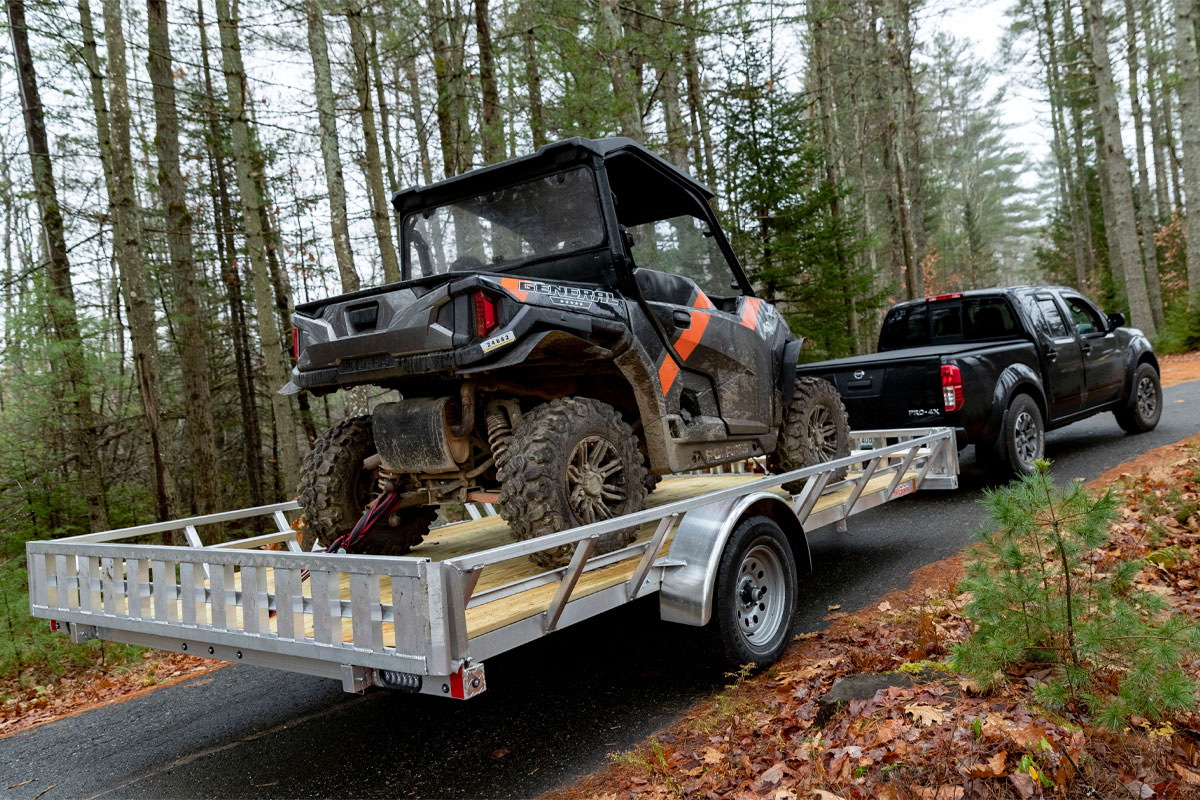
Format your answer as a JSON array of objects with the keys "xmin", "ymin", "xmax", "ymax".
[{"xmin": 797, "ymin": 344, "xmax": 977, "ymax": 427}]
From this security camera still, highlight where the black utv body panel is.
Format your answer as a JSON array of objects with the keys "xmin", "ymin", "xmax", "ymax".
[{"xmin": 285, "ymin": 137, "xmax": 802, "ymax": 476}]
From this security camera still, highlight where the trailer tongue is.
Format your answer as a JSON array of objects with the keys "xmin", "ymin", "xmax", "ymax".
[{"xmin": 28, "ymin": 429, "xmax": 957, "ymax": 698}]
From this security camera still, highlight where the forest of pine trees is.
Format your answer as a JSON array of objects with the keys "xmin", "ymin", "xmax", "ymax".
[{"xmin": 0, "ymin": 0, "xmax": 1196, "ymax": 538}]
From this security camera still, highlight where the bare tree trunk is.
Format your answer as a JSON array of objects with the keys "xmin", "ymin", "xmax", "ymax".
[
  {"xmin": 197, "ymin": 0, "xmax": 263, "ymax": 511},
  {"xmin": 146, "ymin": 0, "xmax": 219, "ymax": 515},
  {"xmin": 9, "ymin": 0, "xmax": 109, "ymax": 530},
  {"xmin": 1123, "ymin": 0, "xmax": 1164, "ymax": 325},
  {"xmin": 599, "ymin": 0, "xmax": 644, "ymax": 139},
  {"xmin": 304, "ymin": 0, "xmax": 359, "ymax": 293},
  {"xmin": 1061, "ymin": 0, "xmax": 1097, "ymax": 283},
  {"xmin": 474, "ymin": 0, "xmax": 504, "ymax": 164},
  {"xmin": 403, "ymin": 50, "xmax": 435, "ymax": 185},
  {"xmin": 347, "ymin": 1, "xmax": 400, "ymax": 283},
  {"xmin": 1084, "ymin": 0, "xmax": 1156, "ymax": 336},
  {"xmin": 1175, "ymin": 0, "xmax": 1200, "ymax": 301},
  {"xmin": 213, "ymin": 0, "xmax": 302, "ymax": 492},
  {"xmin": 518, "ymin": 0, "xmax": 546, "ymax": 148},
  {"xmin": 367, "ymin": 9, "xmax": 402, "ymax": 250},
  {"xmin": 103, "ymin": 0, "xmax": 178, "ymax": 519},
  {"xmin": 682, "ymin": 0, "xmax": 715, "ymax": 188},
  {"xmin": 1143, "ymin": 0, "xmax": 1172, "ymax": 220}
]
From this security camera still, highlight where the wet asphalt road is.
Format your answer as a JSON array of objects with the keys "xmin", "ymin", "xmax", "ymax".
[{"xmin": 1, "ymin": 381, "xmax": 1197, "ymax": 800}]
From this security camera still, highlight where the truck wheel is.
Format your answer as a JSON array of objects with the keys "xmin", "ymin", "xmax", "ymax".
[
  {"xmin": 768, "ymin": 377, "xmax": 851, "ymax": 493},
  {"xmin": 1114, "ymin": 363, "xmax": 1162, "ymax": 433},
  {"xmin": 995, "ymin": 393, "xmax": 1044, "ymax": 477},
  {"xmin": 498, "ymin": 397, "xmax": 648, "ymax": 568},
  {"xmin": 297, "ymin": 416, "xmax": 434, "ymax": 555},
  {"xmin": 710, "ymin": 515, "xmax": 798, "ymax": 668}
]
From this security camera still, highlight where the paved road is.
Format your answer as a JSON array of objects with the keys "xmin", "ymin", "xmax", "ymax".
[{"xmin": 2, "ymin": 381, "xmax": 1198, "ymax": 800}]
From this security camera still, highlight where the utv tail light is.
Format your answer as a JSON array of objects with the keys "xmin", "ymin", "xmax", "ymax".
[
  {"xmin": 941, "ymin": 364, "xmax": 964, "ymax": 412},
  {"xmin": 473, "ymin": 290, "xmax": 498, "ymax": 338}
]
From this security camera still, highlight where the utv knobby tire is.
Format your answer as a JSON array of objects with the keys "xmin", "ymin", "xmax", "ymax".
[
  {"xmin": 768, "ymin": 377, "xmax": 851, "ymax": 493},
  {"xmin": 297, "ymin": 416, "xmax": 434, "ymax": 556},
  {"xmin": 497, "ymin": 397, "xmax": 648, "ymax": 569}
]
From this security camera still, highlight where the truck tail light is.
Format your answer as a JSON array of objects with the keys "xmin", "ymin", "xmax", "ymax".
[
  {"xmin": 292, "ymin": 328, "xmax": 300, "ymax": 362},
  {"xmin": 926, "ymin": 293, "xmax": 963, "ymax": 302},
  {"xmin": 473, "ymin": 290, "xmax": 498, "ymax": 338},
  {"xmin": 941, "ymin": 364, "xmax": 963, "ymax": 412}
]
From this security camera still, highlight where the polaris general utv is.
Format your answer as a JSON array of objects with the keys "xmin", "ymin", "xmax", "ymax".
[{"xmin": 284, "ymin": 137, "xmax": 850, "ymax": 567}]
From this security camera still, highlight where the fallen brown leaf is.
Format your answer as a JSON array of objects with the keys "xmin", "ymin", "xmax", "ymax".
[{"xmin": 966, "ymin": 750, "xmax": 1007, "ymax": 778}]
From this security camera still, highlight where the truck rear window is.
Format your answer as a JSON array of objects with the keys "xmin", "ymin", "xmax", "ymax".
[{"xmin": 879, "ymin": 297, "xmax": 1019, "ymax": 350}]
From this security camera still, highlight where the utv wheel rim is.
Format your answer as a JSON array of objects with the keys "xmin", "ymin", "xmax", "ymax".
[
  {"xmin": 807, "ymin": 406, "xmax": 839, "ymax": 461},
  {"xmin": 1136, "ymin": 375, "xmax": 1157, "ymax": 420},
  {"xmin": 736, "ymin": 545, "xmax": 785, "ymax": 647},
  {"xmin": 1013, "ymin": 410, "xmax": 1040, "ymax": 467},
  {"xmin": 565, "ymin": 435, "xmax": 626, "ymax": 524}
]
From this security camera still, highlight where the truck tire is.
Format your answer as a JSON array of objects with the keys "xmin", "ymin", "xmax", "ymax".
[
  {"xmin": 710, "ymin": 515, "xmax": 799, "ymax": 668},
  {"xmin": 497, "ymin": 397, "xmax": 648, "ymax": 568},
  {"xmin": 768, "ymin": 377, "xmax": 851, "ymax": 493},
  {"xmin": 1114, "ymin": 363, "xmax": 1162, "ymax": 433},
  {"xmin": 296, "ymin": 416, "xmax": 434, "ymax": 555},
  {"xmin": 984, "ymin": 393, "xmax": 1044, "ymax": 478}
]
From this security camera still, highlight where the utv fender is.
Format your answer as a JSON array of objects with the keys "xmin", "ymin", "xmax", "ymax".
[
  {"xmin": 779, "ymin": 338, "xmax": 805, "ymax": 409},
  {"xmin": 985, "ymin": 364, "xmax": 1046, "ymax": 445},
  {"xmin": 659, "ymin": 492, "xmax": 810, "ymax": 627},
  {"xmin": 614, "ymin": 346, "xmax": 673, "ymax": 473}
]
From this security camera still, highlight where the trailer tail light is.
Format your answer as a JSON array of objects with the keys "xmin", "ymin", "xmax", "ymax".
[
  {"xmin": 473, "ymin": 290, "xmax": 498, "ymax": 338},
  {"xmin": 941, "ymin": 364, "xmax": 964, "ymax": 412}
]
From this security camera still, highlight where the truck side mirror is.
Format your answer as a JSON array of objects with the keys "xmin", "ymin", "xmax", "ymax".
[{"xmin": 1106, "ymin": 311, "xmax": 1126, "ymax": 329}]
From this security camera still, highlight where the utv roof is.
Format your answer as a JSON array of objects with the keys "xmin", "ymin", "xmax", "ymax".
[{"xmin": 391, "ymin": 137, "xmax": 714, "ymax": 215}]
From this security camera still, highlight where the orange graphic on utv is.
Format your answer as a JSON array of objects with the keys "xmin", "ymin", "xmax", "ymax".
[{"xmin": 658, "ymin": 290, "xmax": 715, "ymax": 396}]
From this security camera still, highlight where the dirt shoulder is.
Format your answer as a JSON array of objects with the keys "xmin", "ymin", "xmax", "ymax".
[
  {"xmin": 547, "ymin": 435, "xmax": 1200, "ymax": 800},
  {"xmin": 1160, "ymin": 351, "xmax": 1200, "ymax": 388}
]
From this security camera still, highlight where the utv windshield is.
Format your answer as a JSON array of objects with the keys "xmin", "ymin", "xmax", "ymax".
[{"xmin": 403, "ymin": 166, "xmax": 605, "ymax": 277}]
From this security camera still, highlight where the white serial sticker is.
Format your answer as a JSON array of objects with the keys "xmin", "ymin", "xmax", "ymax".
[{"xmin": 481, "ymin": 330, "xmax": 516, "ymax": 353}]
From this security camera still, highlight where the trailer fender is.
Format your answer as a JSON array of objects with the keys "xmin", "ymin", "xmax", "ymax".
[{"xmin": 659, "ymin": 492, "xmax": 811, "ymax": 627}]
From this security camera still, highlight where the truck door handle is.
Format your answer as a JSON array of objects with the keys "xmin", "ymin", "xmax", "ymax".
[
  {"xmin": 672, "ymin": 310, "xmax": 692, "ymax": 328},
  {"xmin": 1043, "ymin": 346, "xmax": 1057, "ymax": 363},
  {"xmin": 1081, "ymin": 342, "xmax": 1092, "ymax": 356}
]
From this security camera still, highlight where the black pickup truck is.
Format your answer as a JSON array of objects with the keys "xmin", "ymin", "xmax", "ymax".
[{"xmin": 795, "ymin": 286, "xmax": 1162, "ymax": 475}]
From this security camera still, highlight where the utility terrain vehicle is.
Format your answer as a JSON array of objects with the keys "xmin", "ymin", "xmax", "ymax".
[{"xmin": 285, "ymin": 137, "xmax": 850, "ymax": 566}]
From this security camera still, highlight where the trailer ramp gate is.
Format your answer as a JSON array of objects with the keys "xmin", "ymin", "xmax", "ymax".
[{"xmin": 28, "ymin": 428, "xmax": 957, "ymax": 696}]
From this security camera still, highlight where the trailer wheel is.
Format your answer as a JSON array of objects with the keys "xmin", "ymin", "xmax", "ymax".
[
  {"xmin": 498, "ymin": 397, "xmax": 648, "ymax": 568},
  {"xmin": 297, "ymin": 416, "xmax": 434, "ymax": 555},
  {"xmin": 769, "ymin": 376, "xmax": 851, "ymax": 493},
  {"xmin": 1114, "ymin": 363, "xmax": 1162, "ymax": 433},
  {"xmin": 710, "ymin": 515, "xmax": 799, "ymax": 668}
]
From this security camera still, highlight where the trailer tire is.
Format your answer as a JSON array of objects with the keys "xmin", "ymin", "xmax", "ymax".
[
  {"xmin": 710, "ymin": 515, "xmax": 799, "ymax": 668},
  {"xmin": 297, "ymin": 416, "xmax": 433, "ymax": 555},
  {"xmin": 769, "ymin": 377, "xmax": 851, "ymax": 493},
  {"xmin": 498, "ymin": 397, "xmax": 648, "ymax": 569}
]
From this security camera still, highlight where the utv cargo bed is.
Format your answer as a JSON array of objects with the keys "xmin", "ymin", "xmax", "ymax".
[{"xmin": 28, "ymin": 429, "xmax": 957, "ymax": 698}]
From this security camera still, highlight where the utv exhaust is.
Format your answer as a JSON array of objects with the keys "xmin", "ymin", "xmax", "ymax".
[{"xmin": 372, "ymin": 397, "xmax": 470, "ymax": 474}]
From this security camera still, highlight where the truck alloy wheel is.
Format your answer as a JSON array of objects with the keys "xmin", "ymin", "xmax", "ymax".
[
  {"xmin": 1003, "ymin": 394, "xmax": 1044, "ymax": 476},
  {"xmin": 497, "ymin": 397, "xmax": 648, "ymax": 568},
  {"xmin": 711, "ymin": 515, "xmax": 798, "ymax": 667}
]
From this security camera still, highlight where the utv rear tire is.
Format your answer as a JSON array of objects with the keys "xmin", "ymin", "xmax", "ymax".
[
  {"xmin": 297, "ymin": 416, "xmax": 434, "ymax": 555},
  {"xmin": 497, "ymin": 397, "xmax": 648, "ymax": 568},
  {"xmin": 768, "ymin": 377, "xmax": 851, "ymax": 493},
  {"xmin": 1114, "ymin": 363, "xmax": 1162, "ymax": 433}
]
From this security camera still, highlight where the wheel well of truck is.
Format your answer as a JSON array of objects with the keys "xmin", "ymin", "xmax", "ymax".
[
  {"xmin": 1011, "ymin": 384, "xmax": 1046, "ymax": 422},
  {"xmin": 1138, "ymin": 351, "xmax": 1159, "ymax": 373}
]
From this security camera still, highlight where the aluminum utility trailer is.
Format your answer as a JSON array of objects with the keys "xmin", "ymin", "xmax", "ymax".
[{"xmin": 28, "ymin": 428, "xmax": 957, "ymax": 699}]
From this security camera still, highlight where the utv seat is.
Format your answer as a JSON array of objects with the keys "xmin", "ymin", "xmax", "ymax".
[{"xmin": 635, "ymin": 268, "xmax": 702, "ymax": 307}]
